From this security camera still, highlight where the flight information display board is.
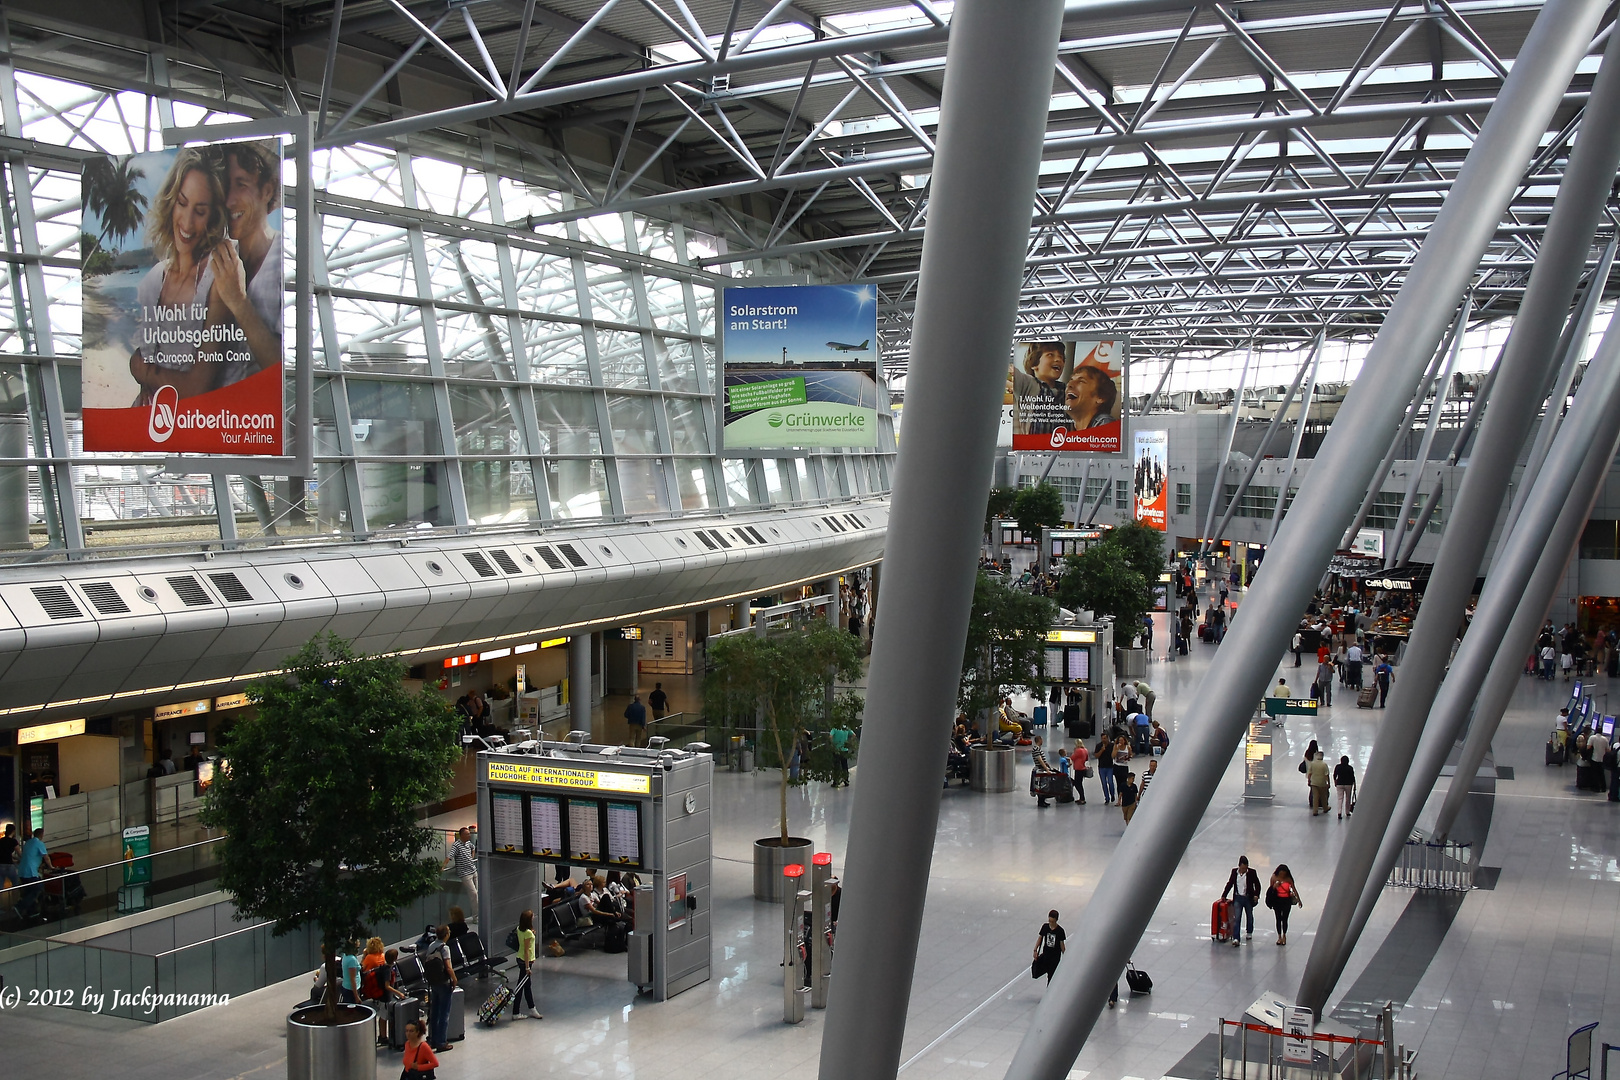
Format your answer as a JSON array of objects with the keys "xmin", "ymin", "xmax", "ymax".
[
  {"xmin": 484, "ymin": 778, "xmax": 646, "ymax": 869},
  {"xmin": 490, "ymin": 792, "xmax": 524, "ymax": 853},
  {"xmin": 528, "ymin": 795, "xmax": 562, "ymax": 858},
  {"xmin": 1043, "ymin": 645, "xmax": 1092, "ymax": 685},
  {"xmin": 606, "ymin": 802, "xmax": 642, "ymax": 866},
  {"xmin": 568, "ymin": 799, "xmax": 601, "ymax": 862}
]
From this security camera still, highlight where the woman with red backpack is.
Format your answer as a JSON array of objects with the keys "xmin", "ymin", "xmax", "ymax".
[{"xmin": 1266, "ymin": 865, "xmax": 1303, "ymax": 945}]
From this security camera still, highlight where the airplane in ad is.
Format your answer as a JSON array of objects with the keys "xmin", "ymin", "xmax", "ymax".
[{"xmin": 825, "ymin": 339, "xmax": 869, "ymax": 352}]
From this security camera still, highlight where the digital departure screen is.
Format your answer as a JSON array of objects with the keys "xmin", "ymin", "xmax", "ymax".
[
  {"xmin": 605, "ymin": 801, "xmax": 641, "ymax": 866},
  {"xmin": 567, "ymin": 799, "xmax": 600, "ymax": 862},
  {"xmin": 528, "ymin": 796, "xmax": 562, "ymax": 857},
  {"xmin": 490, "ymin": 791, "xmax": 523, "ymax": 853}
]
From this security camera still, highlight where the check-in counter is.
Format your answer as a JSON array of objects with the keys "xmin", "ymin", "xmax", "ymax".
[{"xmin": 40, "ymin": 786, "xmax": 121, "ymax": 845}]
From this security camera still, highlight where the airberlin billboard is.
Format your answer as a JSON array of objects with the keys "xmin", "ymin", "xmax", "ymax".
[
  {"xmin": 1134, "ymin": 429, "xmax": 1168, "ymax": 531},
  {"xmin": 1007, "ymin": 338, "xmax": 1128, "ymax": 453},
  {"xmin": 80, "ymin": 139, "xmax": 285, "ymax": 454}
]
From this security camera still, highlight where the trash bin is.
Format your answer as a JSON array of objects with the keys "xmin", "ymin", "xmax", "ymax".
[
  {"xmin": 731, "ymin": 736, "xmax": 755, "ymax": 772},
  {"xmin": 970, "ymin": 745, "xmax": 1016, "ymax": 792}
]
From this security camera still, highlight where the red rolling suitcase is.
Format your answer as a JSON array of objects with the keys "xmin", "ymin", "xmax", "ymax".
[{"xmin": 1211, "ymin": 898, "xmax": 1233, "ymax": 942}]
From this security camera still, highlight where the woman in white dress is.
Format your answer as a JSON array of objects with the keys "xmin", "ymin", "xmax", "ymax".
[{"xmin": 129, "ymin": 146, "xmax": 226, "ymax": 404}]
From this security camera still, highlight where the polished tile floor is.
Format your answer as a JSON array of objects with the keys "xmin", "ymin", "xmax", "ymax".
[{"xmin": 3, "ymin": 620, "xmax": 1618, "ymax": 1080}]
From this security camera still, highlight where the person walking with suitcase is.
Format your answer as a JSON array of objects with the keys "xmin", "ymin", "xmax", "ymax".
[
  {"xmin": 1222, "ymin": 856, "xmax": 1260, "ymax": 945},
  {"xmin": 511, "ymin": 909, "xmax": 542, "ymax": 1020},
  {"xmin": 1373, "ymin": 657, "xmax": 1394, "ymax": 707},
  {"xmin": 1334, "ymin": 755, "xmax": 1357, "ymax": 819},
  {"xmin": 1314, "ymin": 656, "xmax": 1335, "ymax": 707},
  {"xmin": 1266, "ymin": 865, "xmax": 1303, "ymax": 945}
]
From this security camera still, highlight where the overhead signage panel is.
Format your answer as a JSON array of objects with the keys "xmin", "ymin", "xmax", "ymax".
[
  {"xmin": 1134, "ymin": 428, "xmax": 1168, "ymax": 530},
  {"xmin": 487, "ymin": 759, "xmax": 652, "ymax": 794},
  {"xmin": 721, "ymin": 284, "xmax": 880, "ymax": 450},
  {"xmin": 1009, "ymin": 338, "xmax": 1128, "ymax": 453}
]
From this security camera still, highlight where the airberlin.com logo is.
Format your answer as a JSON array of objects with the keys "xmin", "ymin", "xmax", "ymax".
[
  {"xmin": 144, "ymin": 387, "xmax": 278, "ymax": 447},
  {"xmin": 148, "ymin": 385, "xmax": 179, "ymax": 443}
]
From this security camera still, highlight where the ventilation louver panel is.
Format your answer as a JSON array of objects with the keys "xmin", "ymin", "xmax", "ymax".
[
  {"xmin": 708, "ymin": 530, "xmax": 731, "ymax": 549},
  {"xmin": 32, "ymin": 585, "xmax": 83, "ymax": 620},
  {"xmin": 535, "ymin": 546, "xmax": 566, "ymax": 570},
  {"xmin": 463, "ymin": 552, "xmax": 497, "ymax": 578},
  {"xmin": 732, "ymin": 529, "xmax": 754, "ymax": 546},
  {"xmin": 844, "ymin": 514, "xmax": 863, "ymax": 529},
  {"xmin": 556, "ymin": 543, "xmax": 588, "ymax": 568},
  {"xmin": 694, "ymin": 532, "xmax": 717, "ymax": 550},
  {"xmin": 166, "ymin": 576, "xmax": 214, "ymax": 607},
  {"xmin": 80, "ymin": 582, "xmax": 130, "ymax": 615},
  {"xmin": 747, "ymin": 527, "xmax": 768, "ymax": 544},
  {"xmin": 489, "ymin": 550, "xmax": 522, "ymax": 575},
  {"xmin": 207, "ymin": 572, "xmax": 252, "ymax": 603}
]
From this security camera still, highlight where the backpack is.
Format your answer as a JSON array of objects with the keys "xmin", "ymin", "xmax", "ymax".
[
  {"xmin": 361, "ymin": 961, "xmax": 391, "ymax": 1000},
  {"xmin": 422, "ymin": 946, "xmax": 449, "ymax": 985}
]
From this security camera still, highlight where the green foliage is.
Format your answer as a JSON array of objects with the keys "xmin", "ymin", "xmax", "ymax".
[
  {"xmin": 202, "ymin": 633, "xmax": 461, "ymax": 1023},
  {"xmin": 984, "ymin": 488, "xmax": 1017, "ymax": 533},
  {"xmin": 703, "ymin": 621, "xmax": 864, "ymax": 841},
  {"xmin": 80, "ymin": 234, "xmax": 114, "ymax": 278},
  {"xmin": 1108, "ymin": 521, "xmax": 1167, "ymax": 585},
  {"xmin": 959, "ymin": 573, "xmax": 1058, "ymax": 722},
  {"xmin": 1057, "ymin": 541, "xmax": 1150, "ymax": 640},
  {"xmin": 1013, "ymin": 483, "xmax": 1066, "ymax": 535},
  {"xmin": 82, "ymin": 157, "xmax": 148, "ymax": 245}
]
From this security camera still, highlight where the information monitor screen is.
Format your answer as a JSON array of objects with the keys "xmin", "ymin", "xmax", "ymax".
[
  {"xmin": 489, "ymin": 791, "xmax": 523, "ymax": 853},
  {"xmin": 567, "ymin": 799, "xmax": 600, "ymax": 862},
  {"xmin": 1044, "ymin": 648, "xmax": 1065, "ymax": 681},
  {"xmin": 1066, "ymin": 647, "xmax": 1090, "ymax": 684},
  {"xmin": 605, "ymin": 802, "xmax": 642, "ymax": 866},
  {"xmin": 527, "ymin": 796, "xmax": 562, "ymax": 858}
]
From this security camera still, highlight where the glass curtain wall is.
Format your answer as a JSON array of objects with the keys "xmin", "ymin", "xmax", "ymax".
[{"xmin": 0, "ymin": 55, "xmax": 896, "ymax": 559}]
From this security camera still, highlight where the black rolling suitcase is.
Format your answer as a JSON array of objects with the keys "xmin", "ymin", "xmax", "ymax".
[
  {"xmin": 1064, "ymin": 703, "xmax": 1081, "ymax": 737},
  {"xmin": 1030, "ymin": 771, "xmax": 1064, "ymax": 799},
  {"xmin": 1578, "ymin": 761, "xmax": 1606, "ymax": 791},
  {"xmin": 1547, "ymin": 738, "xmax": 1567, "ymax": 766},
  {"xmin": 1054, "ymin": 776, "xmax": 1074, "ymax": 804}
]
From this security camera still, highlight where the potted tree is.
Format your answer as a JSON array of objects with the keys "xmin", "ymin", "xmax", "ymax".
[
  {"xmin": 704, "ymin": 619, "xmax": 864, "ymax": 901},
  {"xmin": 202, "ymin": 633, "xmax": 461, "ymax": 1080}
]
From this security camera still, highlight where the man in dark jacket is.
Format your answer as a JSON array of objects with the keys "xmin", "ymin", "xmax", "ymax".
[{"xmin": 1221, "ymin": 856, "xmax": 1261, "ymax": 945}]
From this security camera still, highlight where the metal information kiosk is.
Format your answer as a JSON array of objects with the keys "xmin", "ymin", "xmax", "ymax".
[{"xmin": 474, "ymin": 738, "xmax": 713, "ymax": 1001}]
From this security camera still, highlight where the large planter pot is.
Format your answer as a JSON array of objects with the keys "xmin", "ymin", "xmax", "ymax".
[
  {"xmin": 287, "ymin": 1003, "xmax": 376, "ymax": 1080},
  {"xmin": 754, "ymin": 836, "xmax": 814, "ymax": 902}
]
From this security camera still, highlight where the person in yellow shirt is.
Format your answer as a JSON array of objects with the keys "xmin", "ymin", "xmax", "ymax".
[{"xmin": 512, "ymin": 908, "xmax": 541, "ymax": 1020}]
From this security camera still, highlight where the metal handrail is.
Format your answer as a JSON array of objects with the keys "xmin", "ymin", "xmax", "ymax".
[{"xmin": 0, "ymin": 834, "xmax": 224, "ymax": 898}]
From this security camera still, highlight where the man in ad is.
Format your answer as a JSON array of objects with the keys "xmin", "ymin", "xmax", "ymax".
[
  {"xmin": 81, "ymin": 138, "xmax": 284, "ymax": 453},
  {"xmin": 1010, "ymin": 339, "xmax": 1126, "ymax": 453}
]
